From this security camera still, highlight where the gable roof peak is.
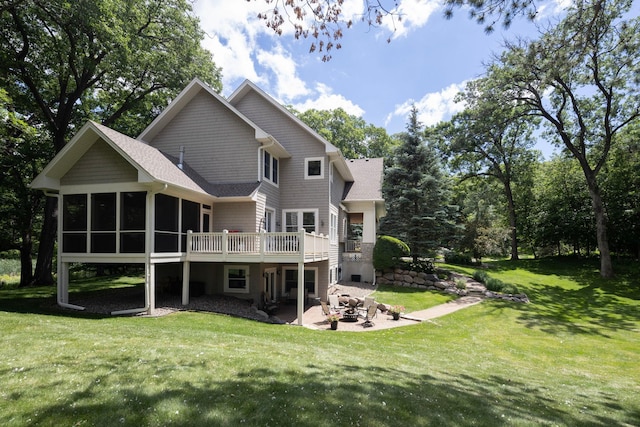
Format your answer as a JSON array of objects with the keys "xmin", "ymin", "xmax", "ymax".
[{"xmin": 228, "ymin": 79, "xmax": 354, "ymax": 181}]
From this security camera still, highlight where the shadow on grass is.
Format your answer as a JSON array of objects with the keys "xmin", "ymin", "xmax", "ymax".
[
  {"xmin": 10, "ymin": 363, "xmax": 636, "ymax": 426},
  {"xmin": 485, "ymin": 257, "xmax": 639, "ymax": 336},
  {"xmin": 0, "ymin": 277, "xmax": 144, "ymax": 319}
]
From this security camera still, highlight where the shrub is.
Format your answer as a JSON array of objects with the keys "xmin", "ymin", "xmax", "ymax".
[
  {"xmin": 473, "ymin": 270, "xmax": 520, "ymax": 294},
  {"xmin": 373, "ymin": 236, "xmax": 410, "ymax": 271},
  {"xmin": 484, "ymin": 277, "xmax": 505, "ymax": 292},
  {"xmin": 444, "ymin": 251, "xmax": 475, "ymax": 266},
  {"xmin": 454, "ymin": 278, "xmax": 467, "ymax": 290},
  {"xmin": 500, "ymin": 284, "xmax": 520, "ymax": 294},
  {"xmin": 472, "ymin": 270, "xmax": 489, "ymax": 283},
  {"xmin": 399, "ymin": 258, "xmax": 435, "ymax": 274}
]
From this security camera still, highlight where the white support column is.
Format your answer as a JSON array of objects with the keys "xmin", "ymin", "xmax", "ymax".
[
  {"xmin": 182, "ymin": 261, "xmax": 190, "ymax": 305},
  {"xmin": 297, "ymin": 261, "xmax": 305, "ymax": 326},
  {"xmin": 297, "ymin": 228, "xmax": 306, "ymax": 326},
  {"xmin": 59, "ymin": 262, "xmax": 68, "ymax": 304},
  {"xmin": 147, "ymin": 262, "xmax": 156, "ymax": 315}
]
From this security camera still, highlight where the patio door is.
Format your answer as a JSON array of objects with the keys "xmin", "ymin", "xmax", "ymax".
[
  {"xmin": 263, "ymin": 268, "xmax": 277, "ymax": 302},
  {"xmin": 264, "ymin": 208, "xmax": 274, "ymax": 232}
]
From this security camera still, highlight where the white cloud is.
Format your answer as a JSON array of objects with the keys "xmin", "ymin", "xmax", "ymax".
[
  {"xmin": 293, "ymin": 83, "xmax": 365, "ymax": 116},
  {"xmin": 193, "ymin": 1, "xmax": 267, "ymax": 90},
  {"xmin": 381, "ymin": 0, "xmax": 441, "ymax": 39},
  {"xmin": 192, "ymin": 2, "xmax": 365, "ymax": 120},
  {"xmin": 386, "ymin": 81, "xmax": 467, "ymax": 127},
  {"xmin": 256, "ymin": 45, "xmax": 310, "ymax": 101},
  {"xmin": 536, "ymin": 0, "xmax": 572, "ymax": 20}
]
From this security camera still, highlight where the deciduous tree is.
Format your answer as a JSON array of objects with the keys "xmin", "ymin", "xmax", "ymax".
[
  {"xmin": 490, "ymin": 0, "xmax": 640, "ymax": 277},
  {"xmin": 442, "ymin": 77, "xmax": 540, "ymax": 260},
  {"xmin": 251, "ymin": 0, "xmax": 541, "ymax": 59},
  {"xmin": 296, "ymin": 107, "xmax": 399, "ymax": 159},
  {"xmin": 1, "ymin": 0, "xmax": 221, "ymax": 285}
]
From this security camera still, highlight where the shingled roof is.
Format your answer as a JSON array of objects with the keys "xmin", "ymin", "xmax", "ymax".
[
  {"xmin": 342, "ymin": 158, "xmax": 384, "ymax": 201},
  {"xmin": 31, "ymin": 121, "xmax": 259, "ymax": 200}
]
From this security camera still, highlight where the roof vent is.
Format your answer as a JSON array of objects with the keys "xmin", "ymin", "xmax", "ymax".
[{"xmin": 178, "ymin": 146, "xmax": 185, "ymax": 170}]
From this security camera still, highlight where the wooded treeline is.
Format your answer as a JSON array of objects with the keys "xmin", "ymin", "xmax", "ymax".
[{"xmin": 1, "ymin": 0, "xmax": 638, "ymax": 287}]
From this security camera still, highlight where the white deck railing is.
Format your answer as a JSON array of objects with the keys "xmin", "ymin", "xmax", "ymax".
[{"xmin": 187, "ymin": 229, "xmax": 329, "ymax": 261}]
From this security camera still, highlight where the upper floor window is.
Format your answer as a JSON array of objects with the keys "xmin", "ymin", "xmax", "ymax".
[
  {"xmin": 305, "ymin": 157, "xmax": 324, "ymax": 179},
  {"xmin": 264, "ymin": 151, "xmax": 279, "ymax": 185}
]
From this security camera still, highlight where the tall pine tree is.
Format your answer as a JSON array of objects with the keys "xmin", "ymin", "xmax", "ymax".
[{"xmin": 380, "ymin": 106, "xmax": 453, "ymax": 261}]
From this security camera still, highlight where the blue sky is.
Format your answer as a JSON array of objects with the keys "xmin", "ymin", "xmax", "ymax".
[{"xmin": 192, "ymin": 0, "xmax": 568, "ymax": 153}]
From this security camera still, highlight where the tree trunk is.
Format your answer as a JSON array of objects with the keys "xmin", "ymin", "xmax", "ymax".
[
  {"xmin": 31, "ymin": 197, "xmax": 57, "ymax": 286},
  {"xmin": 504, "ymin": 182, "xmax": 519, "ymax": 261},
  {"xmin": 584, "ymin": 172, "xmax": 614, "ymax": 278},
  {"xmin": 19, "ymin": 231, "xmax": 33, "ymax": 287}
]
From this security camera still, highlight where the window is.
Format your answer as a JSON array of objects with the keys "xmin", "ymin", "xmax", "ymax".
[
  {"xmin": 263, "ymin": 151, "xmax": 279, "ymax": 185},
  {"xmin": 62, "ymin": 191, "xmax": 147, "ymax": 254},
  {"xmin": 284, "ymin": 210, "xmax": 317, "ymax": 233},
  {"xmin": 283, "ymin": 267, "xmax": 317, "ymax": 296},
  {"xmin": 181, "ymin": 199, "xmax": 200, "ymax": 250},
  {"xmin": 305, "ymin": 157, "xmax": 324, "ymax": 179},
  {"xmin": 225, "ymin": 265, "xmax": 249, "ymax": 293},
  {"xmin": 330, "ymin": 209, "xmax": 338, "ymax": 243},
  {"xmin": 91, "ymin": 193, "xmax": 116, "ymax": 253},
  {"xmin": 120, "ymin": 191, "xmax": 147, "ymax": 254},
  {"xmin": 63, "ymin": 194, "xmax": 87, "ymax": 253},
  {"xmin": 154, "ymin": 194, "xmax": 179, "ymax": 252}
]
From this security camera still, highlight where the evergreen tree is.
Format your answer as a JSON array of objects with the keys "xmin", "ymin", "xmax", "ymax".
[{"xmin": 380, "ymin": 106, "xmax": 453, "ymax": 261}]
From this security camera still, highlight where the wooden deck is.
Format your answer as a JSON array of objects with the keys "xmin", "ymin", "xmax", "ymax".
[{"xmin": 186, "ymin": 229, "xmax": 330, "ymax": 263}]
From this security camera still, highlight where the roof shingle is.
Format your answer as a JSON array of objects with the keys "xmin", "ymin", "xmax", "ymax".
[{"xmin": 342, "ymin": 158, "xmax": 384, "ymax": 201}]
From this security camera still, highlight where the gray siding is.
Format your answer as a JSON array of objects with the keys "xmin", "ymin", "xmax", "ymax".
[
  {"xmin": 233, "ymin": 92, "xmax": 330, "ymax": 233},
  {"xmin": 257, "ymin": 180, "xmax": 281, "ymax": 230},
  {"xmin": 212, "ymin": 202, "xmax": 257, "ymax": 232},
  {"xmin": 148, "ymin": 89, "xmax": 259, "ymax": 183},
  {"xmin": 61, "ymin": 139, "xmax": 137, "ymax": 185}
]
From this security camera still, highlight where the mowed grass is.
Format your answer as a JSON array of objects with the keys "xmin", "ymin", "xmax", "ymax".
[{"xmin": 0, "ymin": 258, "xmax": 638, "ymax": 426}]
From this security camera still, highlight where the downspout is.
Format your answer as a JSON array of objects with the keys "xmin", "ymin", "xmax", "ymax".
[
  {"xmin": 45, "ymin": 191, "xmax": 86, "ymax": 311},
  {"xmin": 111, "ymin": 183, "xmax": 168, "ymax": 316}
]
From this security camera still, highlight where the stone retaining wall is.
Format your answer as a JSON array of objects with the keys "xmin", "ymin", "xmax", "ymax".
[{"xmin": 375, "ymin": 268, "xmax": 529, "ymax": 303}]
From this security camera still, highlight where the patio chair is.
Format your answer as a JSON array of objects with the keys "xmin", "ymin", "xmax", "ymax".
[
  {"xmin": 328, "ymin": 294, "xmax": 342, "ymax": 310},
  {"xmin": 362, "ymin": 303, "xmax": 377, "ymax": 328},
  {"xmin": 320, "ymin": 300, "xmax": 340, "ymax": 317},
  {"xmin": 358, "ymin": 296, "xmax": 377, "ymax": 318}
]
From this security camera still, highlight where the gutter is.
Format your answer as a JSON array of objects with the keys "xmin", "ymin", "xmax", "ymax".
[{"xmin": 43, "ymin": 191, "xmax": 87, "ymax": 311}]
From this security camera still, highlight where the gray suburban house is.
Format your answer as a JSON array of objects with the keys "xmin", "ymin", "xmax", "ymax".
[{"xmin": 31, "ymin": 78, "xmax": 385, "ymax": 323}]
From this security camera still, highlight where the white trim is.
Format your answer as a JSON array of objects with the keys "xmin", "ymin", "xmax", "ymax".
[
  {"xmin": 330, "ymin": 206, "xmax": 338, "ymax": 244},
  {"xmin": 263, "ymin": 150, "xmax": 279, "ymax": 187},
  {"xmin": 304, "ymin": 157, "xmax": 324, "ymax": 180},
  {"xmin": 264, "ymin": 207, "xmax": 275, "ymax": 232},
  {"xmin": 224, "ymin": 265, "xmax": 250, "ymax": 293},
  {"xmin": 282, "ymin": 209, "xmax": 318, "ymax": 233}
]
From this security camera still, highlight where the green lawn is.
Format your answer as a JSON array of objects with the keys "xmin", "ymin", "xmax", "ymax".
[{"xmin": 1, "ymin": 258, "xmax": 638, "ymax": 426}]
